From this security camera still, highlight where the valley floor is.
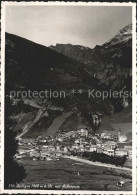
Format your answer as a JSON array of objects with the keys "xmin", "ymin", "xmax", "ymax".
[{"xmin": 16, "ymin": 158, "xmax": 132, "ymax": 191}]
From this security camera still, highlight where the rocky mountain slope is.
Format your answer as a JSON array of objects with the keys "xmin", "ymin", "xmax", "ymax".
[
  {"xmin": 50, "ymin": 24, "xmax": 132, "ymax": 92},
  {"xmin": 50, "ymin": 43, "xmax": 93, "ymax": 68},
  {"xmin": 5, "ymin": 33, "xmax": 99, "ymax": 138},
  {"xmin": 5, "ymin": 24, "xmax": 132, "ymax": 138}
]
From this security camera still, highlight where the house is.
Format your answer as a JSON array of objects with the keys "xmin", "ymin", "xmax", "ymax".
[
  {"xmin": 15, "ymin": 155, "xmax": 23, "ymax": 160},
  {"xmin": 84, "ymin": 145, "xmax": 90, "ymax": 152},
  {"xmin": 30, "ymin": 151, "xmax": 40, "ymax": 158},
  {"xmin": 124, "ymin": 145, "xmax": 132, "ymax": 150},
  {"xmin": 79, "ymin": 145, "xmax": 85, "ymax": 152},
  {"xmin": 42, "ymin": 145, "xmax": 48, "ymax": 149},
  {"xmin": 40, "ymin": 139, "xmax": 47, "ymax": 143},
  {"xmin": 58, "ymin": 138, "xmax": 63, "ymax": 142},
  {"xmin": 72, "ymin": 134, "xmax": 77, "ymax": 138},
  {"xmin": 48, "ymin": 145, "xmax": 55, "ymax": 152},
  {"xmin": 115, "ymin": 149, "xmax": 128, "ymax": 157},
  {"xmin": 89, "ymin": 145, "xmax": 97, "ymax": 152},
  {"xmin": 82, "ymin": 141, "xmax": 89, "ymax": 145},
  {"xmin": 72, "ymin": 144, "xmax": 79, "ymax": 150},
  {"xmin": 117, "ymin": 141, "xmax": 132, "ymax": 149},
  {"xmin": 80, "ymin": 137, "xmax": 86, "ymax": 142},
  {"xmin": 101, "ymin": 133, "xmax": 112, "ymax": 139},
  {"xmin": 124, "ymin": 146, "xmax": 132, "ymax": 159},
  {"xmin": 117, "ymin": 181, "xmax": 125, "ymax": 187},
  {"xmin": 40, "ymin": 152, "xmax": 49, "ymax": 158},
  {"xmin": 75, "ymin": 139, "xmax": 80, "ymax": 144},
  {"xmin": 97, "ymin": 143, "xmax": 102, "ymax": 147},
  {"xmin": 56, "ymin": 145, "xmax": 61, "ymax": 151},
  {"xmin": 85, "ymin": 144, "xmax": 90, "ymax": 149},
  {"xmin": 102, "ymin": 149, "xmax": 115, "ymax": 156},
  {"xmin": 94, "ymin": 136, "xmax": 101, "ymax": 144},
  {"xmin": 103, "ymin": 150, "xmax": 108, "ymax": 155},
  {"xmin": 80, "ymin": 129, "xmax": 88, "ymax": 137},
  {"xmin": 97, "ymin": 148, "xmax": 103, "ymax": 153},
  {"xmin": 15, "ymin": 153, "xmax": 27, "ymax": 160},
  {"xmin": 64, "ymin": 147, "xmax": 69, "ymax": 154},
  {"xmin": 88, "ymin": 135, "xmax": 93, "ymax": 139},
  {"xmin": 103, "ymin": 141, "xmax": 117, "ymax": 150},
  {"xmin": 56, "ymin": 153, "xmax": 62, "ymax": 157},
  {"xmin": 107, "ymin": 149, "xmax": 115, "ymax": 156}
]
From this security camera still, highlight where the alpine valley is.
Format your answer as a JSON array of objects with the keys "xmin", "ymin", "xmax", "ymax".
[{"xmin": 5, "ymin": 24, "xmax": 132, "ymax": 139}]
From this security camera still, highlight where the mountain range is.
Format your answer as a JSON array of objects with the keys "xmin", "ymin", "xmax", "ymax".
[
  {"xmin": 5, "ymin": 24, "xmax": 132, "ymax": 138},
  {"xmin": 50, "ymin": 24, "xmax": 132, "ymax": 91}
]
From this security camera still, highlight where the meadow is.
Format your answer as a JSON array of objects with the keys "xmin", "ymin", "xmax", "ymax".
[{"xmin": 18, "ymin": 158, "xmax": 132, "ymax": 191}]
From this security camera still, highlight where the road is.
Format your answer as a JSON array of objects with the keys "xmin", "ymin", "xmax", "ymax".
[{"xmin": 63, "ymin": 155, "xmax": 132, "ymax": 172}]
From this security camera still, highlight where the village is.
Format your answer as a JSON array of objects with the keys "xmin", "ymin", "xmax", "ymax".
[{"xmin": 15, "ymin": 128, "xmax": 132, "ymax": 167}]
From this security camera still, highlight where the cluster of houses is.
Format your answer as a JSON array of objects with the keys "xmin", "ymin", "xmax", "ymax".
[{"xmin": 15, "ymin": 128, "xmax": 132, "ymax": 162}]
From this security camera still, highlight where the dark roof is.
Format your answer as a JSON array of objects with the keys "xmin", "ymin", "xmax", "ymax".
[{"xmin": 117, "ymin": 141, "xmax": 132, "ymax": 148}]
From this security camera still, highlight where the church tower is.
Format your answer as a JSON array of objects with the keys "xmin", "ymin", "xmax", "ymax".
[{"xmin": 118, "ymin": 128, "xmax": 121, "ymax": 142}]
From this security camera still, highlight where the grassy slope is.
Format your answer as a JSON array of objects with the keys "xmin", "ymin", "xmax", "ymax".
[{"xmin": 19, "ymin": 158, "xmax": 132, "ymax": 191}]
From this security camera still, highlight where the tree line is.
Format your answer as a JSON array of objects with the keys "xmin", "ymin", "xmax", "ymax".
[{"xmin": 71, "ymin": 151, "xmax": 127, "ymax": 167}]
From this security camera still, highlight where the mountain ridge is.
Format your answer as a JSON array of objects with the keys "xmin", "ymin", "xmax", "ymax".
[
  {"xmin": 5, "ymin": 23, "xmax": 132, "ymax": 138},
  {"xmin": 50, "ymin": 23, "xmax": 132, "ymax": 73}
]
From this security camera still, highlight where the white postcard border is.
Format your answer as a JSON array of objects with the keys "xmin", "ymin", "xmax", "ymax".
[{"xmin": 1, "ymin": 1, "xmax": 136, "ymax": 194}]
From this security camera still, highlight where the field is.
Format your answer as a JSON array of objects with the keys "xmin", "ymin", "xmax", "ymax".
[{"xmin": 18, "ymin": 158, "xmax": 132, "ymax": 191}]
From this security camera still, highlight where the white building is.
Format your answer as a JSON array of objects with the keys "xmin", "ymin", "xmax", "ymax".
[
  {"xmin": 75, "ymin": 139, "xmax": 80, "ymax": 144},
  {"xmin": 64, "ymin": 147, "xmax": 68, "ymax": 153},
  {"xmin": 118, "ymin": 130, "xmax": 127, "ymax": 142},
  {"xmin": 107, "ymin": 149, "xmax": 115, "ymax": 156},
  {"xmin": 40, "ymin": 139, "xmax": 47, "ymax": 143},
  {"xmin": 103, "ymin": 141, "xmax": 117, "ymax": 150},
  {"xmin": 80, "ymin": 129, "xmax": 88, "ymax": 137},
  {"xmin": 79, "ymin": 145, "xmax": 85, "ymax": 152},
  {"xmin": 30, "ymin": 151, "xmax": 40, "ymax": 158},
  {"xmin": 58, "ymin": 138, "xmax": 63, "ymax": 142},
  {"xmin": 115, "ymin": 149, "xmax": 128, "ymax": 157},
  {"xmin": 42, "ymin": 145, "xmax": 48, "ymax": 149},
  {"xmin": 72, "ymin": 144, "xmax": 79, "ymax": 150},
  {"xmin": 124, "ymin": 146, "xmax": 132, "ymax": 159},
  {"xmin": 118, "ymin": 135, "xmax": 127, "ymax": 142},
  {"xmin": 89, "ymin": 145, "xmax": 97, "ymax": 152},
  {"xmin": 101, "ymin": 133, "xmax": 112, "ymax": 139},
  {"xmin": 56, "ymin": 145, "xmax": 61, "ymax": 151}
]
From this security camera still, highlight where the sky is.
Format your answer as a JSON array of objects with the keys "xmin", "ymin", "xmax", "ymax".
[{"xmin": 5, "ymin": 5, "xmax": 132, "ymax": 48}]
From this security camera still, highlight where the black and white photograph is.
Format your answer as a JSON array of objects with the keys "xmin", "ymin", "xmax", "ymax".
[{"xmin": 1, "ymin": 2, "xmax": 136, "ymax": 194}]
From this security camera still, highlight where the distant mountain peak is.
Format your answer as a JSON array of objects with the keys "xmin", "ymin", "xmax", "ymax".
[
  {"xmin": 104, "ymin": 23, "xmax": 132, "ymax": 47},
  {"xmin": 119, "ymin": 23, "xmax": 132, "ymax": 34},
  {"xmin": 50, "ymin": 24, "xmax": 132, "ymax": 70}
]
